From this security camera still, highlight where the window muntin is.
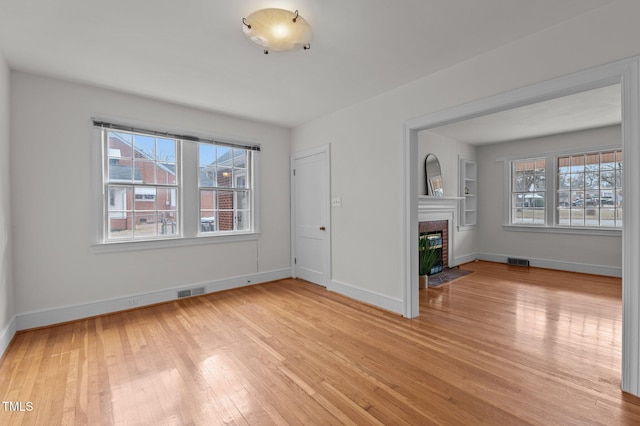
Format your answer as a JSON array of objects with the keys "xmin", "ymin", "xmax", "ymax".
[
  {"xmin": 511, "ymin": 158, "xmax": 546, "ymax": 225},
  {"xmin": 198, "ymin": 144, "xmax": 251, "ymax": 233},
  {"xmin": 104, "ymin": 130, "xmax": 179, "ymax": 240},
  {"xmin": 557, "ymin": 150, "xmax": 622, "ymax": 227},
  {"xmin": 508, "ymin": 149, "xmax": 622, "ymax": 230},
  {"xmin": 98, "ymin": 123, "xmax": 258, "ymax": 245}
]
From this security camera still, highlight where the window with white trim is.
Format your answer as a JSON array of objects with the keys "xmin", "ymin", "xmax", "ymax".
[
  {"xmin": 97, "ymin": 122, "xmax": 258, "ymax": 244},
  {"xmin": 198, "ymin": 143, "xmax": 251, "ymax": 233},
  {"xmin": 105, "ymin": 131, "xmax": 179, "ymax": 240},
  {"xmin": 557, "ymin": 150, "xmax": 622, "ymax": 227},
  {"xmin": 511, "ymin": 158, "xmax": 546, "ymax": 225},
  {"xmin": 508, "ymin": 148, "xmax": 622, "ymax": 229}
]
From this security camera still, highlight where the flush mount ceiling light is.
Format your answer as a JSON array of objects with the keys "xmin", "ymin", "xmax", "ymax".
[{"xmin": 242, "ymin": 8, "xmax": 311, "ymax": 54}]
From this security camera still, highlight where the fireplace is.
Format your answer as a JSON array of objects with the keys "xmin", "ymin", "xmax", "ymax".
[
  {"xmin": 418, "ymin": 196, "xmax": 461, "ymax": 269},
  {"xmin": 419, "ymin": 220, "xmax": 448, "ymax": 270},
  {"xmin": 419, "ymin": 231, "xmax": 443, "ymax": 275}
]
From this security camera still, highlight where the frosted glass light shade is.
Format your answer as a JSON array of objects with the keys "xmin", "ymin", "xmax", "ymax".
[{"xmin": 242, "ymin": 8, "xmax": 312, "ymax": 53}]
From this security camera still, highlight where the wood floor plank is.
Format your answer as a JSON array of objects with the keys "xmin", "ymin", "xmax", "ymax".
[{"xmin": 2, "ymin": 261, "xmax": 640, "ymax": 425}]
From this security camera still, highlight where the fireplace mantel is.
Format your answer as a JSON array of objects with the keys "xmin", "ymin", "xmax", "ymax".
[{"xmin": 418, "ymin": 196, "xmax": 463, "ymax": 212}]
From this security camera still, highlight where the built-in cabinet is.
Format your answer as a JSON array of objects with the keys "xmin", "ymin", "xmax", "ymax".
[{"xmin": 459, "ymin": 158, "xmax": 477, "ymax": 228}]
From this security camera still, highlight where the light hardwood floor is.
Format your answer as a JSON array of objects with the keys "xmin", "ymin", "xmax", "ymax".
[{"xmin": 2, "ymin": 261, "xmax": 640, "ymax": 425}]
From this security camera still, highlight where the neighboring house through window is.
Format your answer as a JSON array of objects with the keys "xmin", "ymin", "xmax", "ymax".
[
  {"xmin": 198, "ymin": 144, "xmax": 251, "ymax": 233},
  {"xmin": 95, "ymin": 121, "xmax": 258, "ymax": 245},
  {"xmin": 105, "ymin": 131, "xmax": 178, "ymax": 239}
]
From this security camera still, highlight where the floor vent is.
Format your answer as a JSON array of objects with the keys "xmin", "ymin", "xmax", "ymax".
[
  {"xmin": 177, "ymin": 287, "xmax": 206, "ymax": 298},
  {"xmin": 507, "ymin": 257, "xmax": 530, "ymax": 267}
]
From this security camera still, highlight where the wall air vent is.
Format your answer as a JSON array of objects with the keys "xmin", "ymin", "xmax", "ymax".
[
  {"xmin": 177, "ymin": 290, "xmax": 191, "ymax": 298},
  {"xmin": 177, "ymin": 287, "xmax": 206, "ymax": 298},
  {"xmin": 507, "ymin": 257, "xmax": 530, "ymax": 267}
]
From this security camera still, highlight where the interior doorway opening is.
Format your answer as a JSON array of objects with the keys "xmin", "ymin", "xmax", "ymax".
[{"xmin": 402, "ymin": 57, "xmax": 640, "ymax": 395}]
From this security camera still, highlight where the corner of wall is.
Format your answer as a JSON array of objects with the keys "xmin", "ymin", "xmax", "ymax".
[
  {"xmin": 0, "ymin": 316, "xmax": 16, "ymax": 359},
  {"xmin": 0, "ymin": 53, "xmax": 16, "ymax": 358}
]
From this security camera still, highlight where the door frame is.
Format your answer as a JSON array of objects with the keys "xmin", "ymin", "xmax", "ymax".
[
  {"xmin": 402, "ymin": 56, "xmax": 640, "ymax": 395},
  {"xmin": 290, "ymin": 144, "xmax": 331, "ymax": 286}
]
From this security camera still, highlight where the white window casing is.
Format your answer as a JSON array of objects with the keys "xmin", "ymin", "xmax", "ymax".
[{"xmin": 91, "ymin": 121, "xmax": 260, "ymax": 252}]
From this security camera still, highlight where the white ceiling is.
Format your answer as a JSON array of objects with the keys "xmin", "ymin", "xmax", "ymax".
[
  {"xmin": 425, "ymin": 84, "xmax": 622, "ymax": 144},
  {"xmin": 0, "ymin": 0, "xmax": 616, "ymax": 128}
]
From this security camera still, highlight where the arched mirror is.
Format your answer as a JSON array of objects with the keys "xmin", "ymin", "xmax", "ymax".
[{"xmin": 425, "ymin": 153, "xmax": 443, "ymax": 196}]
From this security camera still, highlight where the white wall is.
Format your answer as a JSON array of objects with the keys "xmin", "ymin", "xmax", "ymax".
[
  {"xmin": 0, "ymin": 54, "xmax": 14, "ymax": 352},
  {"xmin": 417, "ymin": 131, "xmax": 475, "ymax": 198},
  {"xmin": 476, "ymin": 125, "xmax": 622, "ymax": 274},
  {"xmin": 418, "ymin": 131, "xmax": 477, "ymax": 262},
  {"xmin": 10, "ymin": 72, "xmax": 291, "ymax": 326},
  {"xmin": 291, "ymin": 1, "xmax": 640, "ymax": 310}
]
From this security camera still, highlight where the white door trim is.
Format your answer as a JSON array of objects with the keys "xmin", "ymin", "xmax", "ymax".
[
  {"xmin": 402, "ymin": 56, "xmax": 640, "ymax": 396},
  {"xmin": 291, "ymin": 144, "xmax": 331, "ymax": 285}
]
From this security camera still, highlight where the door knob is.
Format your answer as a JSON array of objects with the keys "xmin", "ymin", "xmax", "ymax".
[{"xmin": 320, "ymin": 226, "xmax": 326, "ymax": 231}]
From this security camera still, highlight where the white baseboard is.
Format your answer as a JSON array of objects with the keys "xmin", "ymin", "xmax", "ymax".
[
  {"xmin": 328, "ymin": 279, "xmax": 404, "ymax": 315},
  {"xmin": 477, "ymin": 252, "xmax": 622, "ymax": 277},
  {"xmin": 0, "ymin": 316, "xmax": 17, "ymax": 359},
  {"xmin": 15, "ymin": 268, "xmax": 292, "ymax": 331},
  {"xmin": 453, "ymin": 253, "xmax": 478, "ymax": 266}
]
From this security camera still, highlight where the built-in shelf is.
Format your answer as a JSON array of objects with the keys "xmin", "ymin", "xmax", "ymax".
[{"xmin": 459, "ymin": 157, "xmax": 477, "ymax": 229}]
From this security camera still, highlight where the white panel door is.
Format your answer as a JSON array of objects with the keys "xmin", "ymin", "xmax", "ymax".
[{"xmin": 292, "ymin": 147, "xmax": 329, "ymax": 286}]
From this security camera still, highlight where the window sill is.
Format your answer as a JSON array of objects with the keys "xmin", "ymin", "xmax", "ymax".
[
  {"xmin": 503, "ymin": 224, "xmax": 621, "ymax": 237},
  {"xmin": 91, "ymin": 232, "xmax": 260, "ymax": 254}
]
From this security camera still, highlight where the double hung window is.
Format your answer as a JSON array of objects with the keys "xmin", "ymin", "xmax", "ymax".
[
  {"xmin": 198, "ymin": 144, "xmax": 251, "ymax": 233},
  {"xmin": 511, "ymin": 158, "xmax": 546, "ymax": 225},
  {"xmin": 105, "ymin": 131, "xmax": 179, "ymax": 240},
  {"xmin": 557, "ymin": 151, "xmax": 622, "ymax": 227},
  {"xmin": 508, "ymin": 149, "xmax": 622, "ymax": 229},
  {"xmin": 97, "ymin": 122, "xmax": 258, "ymax": 244}
]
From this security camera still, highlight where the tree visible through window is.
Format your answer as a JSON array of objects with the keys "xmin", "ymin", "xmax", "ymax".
[
  {"xmin": 508, "ymin": 149, "xmax": 622, "ymax": 229},
  {"xmin": 557, "ymin": 150, "xmax": 622, "ymax": 227},
  {"xmin": 511, "ymin": 158, "xmax": 546, "ymax": 225}
]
